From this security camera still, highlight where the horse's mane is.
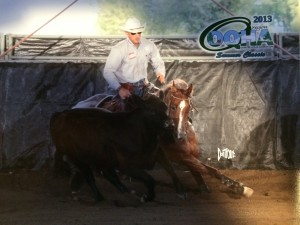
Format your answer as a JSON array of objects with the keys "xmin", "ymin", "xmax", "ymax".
[
  {"xmin": 162, "ymin": 79, "xmax": 189, "ymax": 97},
  {"xmin": 167, "ymin": 78, "xmax": 188, "ymax": 90}
]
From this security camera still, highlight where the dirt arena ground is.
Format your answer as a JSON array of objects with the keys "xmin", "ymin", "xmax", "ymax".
[{"xmin": 0, "ymin": 168, "xmax": 298, "ymax": 225}]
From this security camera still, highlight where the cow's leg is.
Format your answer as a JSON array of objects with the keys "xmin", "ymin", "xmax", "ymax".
[
  {"xmin": 54, "ymin": 150, "xmax": 75, "ymax": 177},
  {"xmin": 70, "ymin": 168, "xmax": 85, "ymax": 193},
  {"xmin": 101, "ymin": 169, "xmax": 129, "ymax": 193},
  {"xmin": 126, "ymin": 168, "xmax": 156, "ymax": 202},
  {"xmin": 189, "ymin": 170, "xmax": 210, "ymax": 193},
  {"xmin": 156, "ymin": 149, "xmax": 187, "ymax": 199},
  {"xmin": 75, "ymin": 163, "xmax": 104, "ymax": 202},
  {"xmin": 63, "ymin": 155, "xmax": 104, "ymax": 201},
  {"xmin": 83, "ymin": 166, "xmax": 104, "ymax": 202},
  {"xmin": 62, "ymin": 155, "xmax": 85, "ymax": 193}
]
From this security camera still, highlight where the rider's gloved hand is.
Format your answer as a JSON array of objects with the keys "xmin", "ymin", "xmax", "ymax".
[
  {"xmin": 156, "ymin": 72, "xmax": 165, "ymax": 84},
  {"xmin": 118, "ymin": 86, "xmax": 131, "ymax": 99}
]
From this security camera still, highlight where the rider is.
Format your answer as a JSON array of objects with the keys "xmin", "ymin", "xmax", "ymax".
[{"xmin": 103, "ymin": 17, "xmax": 166, "ymax": 99}]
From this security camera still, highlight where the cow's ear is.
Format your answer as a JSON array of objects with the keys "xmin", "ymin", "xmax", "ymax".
[{"xmin": 158, "ymin": 90, "xmax": 164, "ymax": 100}]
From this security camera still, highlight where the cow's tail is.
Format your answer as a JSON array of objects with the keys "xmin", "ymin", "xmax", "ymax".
[
  {"xmin": 53, "ymin": 148, "xmax": 65, "ymax": 176},
  {"xmin": 50, "ymin": 112, "xmax": 70, "ymax": 177}
]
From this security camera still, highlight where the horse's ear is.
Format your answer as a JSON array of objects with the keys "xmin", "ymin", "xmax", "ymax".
[
  {"xmin": 186, "ymin": 84, "xmax": 193, "ymax": 97},
  {"xmin": 171, "ymin": 80, "xmax": 177, "ymax": 92}
]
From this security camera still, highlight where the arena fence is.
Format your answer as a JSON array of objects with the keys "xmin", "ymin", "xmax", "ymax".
[{"xmin": 0, "ymin": 33, "xmax": 298, "ymax": 62}]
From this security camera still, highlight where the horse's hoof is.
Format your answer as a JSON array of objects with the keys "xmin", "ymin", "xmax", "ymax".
[{"xmin": 242, "ymin": 186, "xmax": 254, "ymax": 198}]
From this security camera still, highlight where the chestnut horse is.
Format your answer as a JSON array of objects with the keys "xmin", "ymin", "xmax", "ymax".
[
  {"xmin": 158, "ymin": 79, "xmax": 253, "ymax": 197},
  {"xmin": 73, "ymin": 79, "xmax": 253, "ymax": 198},
  {"xmin": 158, "ymin": 79, "xmax": 209, "ymax": 192}
]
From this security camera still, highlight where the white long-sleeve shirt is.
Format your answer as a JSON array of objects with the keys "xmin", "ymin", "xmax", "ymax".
[{"xmin": 103, "ymin": 37, "xmax": 165, "ymax": 90}]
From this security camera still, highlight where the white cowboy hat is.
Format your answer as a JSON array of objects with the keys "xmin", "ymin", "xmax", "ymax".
[{"xmin": 120, "ymin": 17, "xmax": 145, "ymax": 33}]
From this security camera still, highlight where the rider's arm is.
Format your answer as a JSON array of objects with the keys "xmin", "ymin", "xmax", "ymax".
[
  {"xmin": 149, "ymin": 42, "xmax": 166, "ymax": 84},
  {"xmin": 103, "ymin": 47, "xmax": 123, "ymax": 90}
]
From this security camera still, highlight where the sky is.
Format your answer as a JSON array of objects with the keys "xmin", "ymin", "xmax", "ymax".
[
  {"xmin": 0, "ymin": 0, "xmax": 298, "ymax": 36},
  {"xmin": 0, "ymin": 0, "xmax": 100, "ymax": 35}
]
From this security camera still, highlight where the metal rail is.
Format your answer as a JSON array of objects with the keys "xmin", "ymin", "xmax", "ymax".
[
  {"xmin": 0, "ymin": 33, "xmax": 4, "ymax": 59},
  {"xmin": 0, "ymin": 33, "xmax": 298, "ymax": 62},
  {"xmin": 277, "ymin": 33, "xmax": 300, "ymax": 59}
]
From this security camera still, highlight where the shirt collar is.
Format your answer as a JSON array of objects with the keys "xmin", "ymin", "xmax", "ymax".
[{"xmin": 126, "ymin": 37, "xmax": 143, "ymax": 47}]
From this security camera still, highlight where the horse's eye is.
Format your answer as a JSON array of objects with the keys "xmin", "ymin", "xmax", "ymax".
[{"xmin": 170, "ymin": 105, "xmax": 176, "ymax": 110}]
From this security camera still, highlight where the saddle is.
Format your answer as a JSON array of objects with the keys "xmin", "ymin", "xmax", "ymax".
[{"xmin": 97, "ymin": 95, "xmax": 126, "ymax": 112}]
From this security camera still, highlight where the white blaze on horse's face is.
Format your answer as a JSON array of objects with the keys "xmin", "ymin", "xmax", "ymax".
[{"xmin": 177, "ymin": 100, "xmax": 186, "ymax": 139}]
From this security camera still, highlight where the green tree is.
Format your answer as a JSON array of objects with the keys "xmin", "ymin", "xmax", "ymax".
[
  {"xmin": 96, "ymin": 0, "xmax": 242, "ymax": 35},
  {"xmin": 233, "ymin": 0, "xmax": 299, "ymax": 33},
  {"xmin": 96, "ymin": 0, "xmax": 298, "ymax": 35}
]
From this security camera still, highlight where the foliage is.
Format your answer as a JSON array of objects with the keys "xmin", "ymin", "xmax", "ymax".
[
  {"xmin": 289, "ymin": 0, "xmax": 300, "ymax": 32},
  {"xmin": 235, "ymin": 0, "xmax": 299, "ymax": 33},
  {"xmin": 96, "ymin": 0, "xmax": 299, "ymax": 35}
]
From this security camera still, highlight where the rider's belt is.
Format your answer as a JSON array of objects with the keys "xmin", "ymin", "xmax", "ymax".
[{"xmin": 120, "ymin": 79, "xmax": 147, "ymax": 93}]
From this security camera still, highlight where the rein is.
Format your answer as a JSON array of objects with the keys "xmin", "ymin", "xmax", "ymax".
[
  {"xmin": 170, "ymin": 94, "xmax": 190, "ymax": 101},
  {"xmin": 170, "ymin": 93, "xmax": 199, "ymax": 114},
  {"xmin": 161, "ymin": 80, "xmax": 197, "ymax": 138},
  {"xmin": 167, "ymin": 93, "xmax": 196, "ymax": 118}
]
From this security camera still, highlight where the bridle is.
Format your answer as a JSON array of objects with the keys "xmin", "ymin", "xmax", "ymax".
[
  {"xmin": 165, "ymin": 91, "xmax": 193, "ymax": 140},
  {"xmin": 167, "ymin": 93, "xmax": 192, "ymax": 118}
]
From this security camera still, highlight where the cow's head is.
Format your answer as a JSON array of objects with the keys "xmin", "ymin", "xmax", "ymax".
[{"xmin": 127, "ymin": 94, "xmax": 172, "ymax": 129}]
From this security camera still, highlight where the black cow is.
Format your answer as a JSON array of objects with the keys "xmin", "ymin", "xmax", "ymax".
[{"xmin": 50, "ymin": 94, "xmax": 170, "ymax": 202}]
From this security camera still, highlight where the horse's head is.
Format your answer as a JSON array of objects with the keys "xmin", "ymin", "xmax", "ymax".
[{"xmin": 164, "ymin": 79, "xmax": 193, "ymax": 140}]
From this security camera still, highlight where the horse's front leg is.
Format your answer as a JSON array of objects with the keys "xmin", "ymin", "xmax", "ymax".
[{"xmin": 180, "ymin": 156, "xmax": 211, "ymax": 193}]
